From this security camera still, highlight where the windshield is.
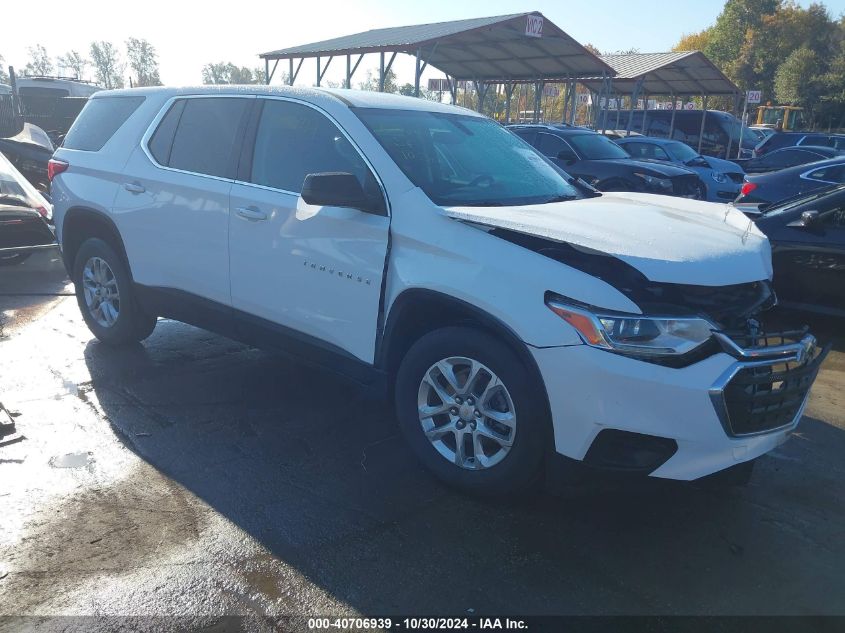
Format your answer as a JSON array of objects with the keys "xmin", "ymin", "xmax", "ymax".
[
  {"xmin": 566, "ymin": 134, "xmax": 629, "ymax": 160},
  {"xmin": 0, "ymin": 151, "xmax": 50, "ymax": 213},
  {"xmin": 724, "ymin": 118, "xmax": 759, "ymax": 147},
  {"xmin": 665, "ymin": 141, "xmax": 700, "ymax": 163},
  {"xmin": 353, "ymin": 108, "xmax": 580, "ymax": 206}
]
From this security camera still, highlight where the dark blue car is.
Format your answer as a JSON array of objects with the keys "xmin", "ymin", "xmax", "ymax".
[{"xmin": 754, "ymin": 185, "xmax": 845, "ymax": 316}]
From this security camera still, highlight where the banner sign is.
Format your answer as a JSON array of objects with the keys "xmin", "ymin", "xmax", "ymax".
[{"xmin": 525, "ymin": 15, "xmax": 543, "ymax": 38}]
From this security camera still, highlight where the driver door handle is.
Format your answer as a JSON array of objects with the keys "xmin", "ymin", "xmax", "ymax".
[
  {"xmin": 235, "ymin": 206, "xmax": 268, "ymax": 222},
  {"xmin": 123, "ymin": 182, "xmax": 145, "ymax": 194}
]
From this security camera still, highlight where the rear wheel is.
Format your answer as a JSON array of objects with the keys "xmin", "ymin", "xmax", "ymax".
[
  {"xmin": 73, "ymin": 238, "xmax": 157, "ymax": 345},
  {"xmin": 395, "ymin": 327, "xmax": 547, "ymax": 496}
]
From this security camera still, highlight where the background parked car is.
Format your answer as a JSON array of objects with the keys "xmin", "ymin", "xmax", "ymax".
[
  {"xmin": 600, "ymin": 129, "xmax": 642, "ymax": 141},
  {"xmin": 0, "ymin": 151, "xmax": 54, "ymax": 266},
  {"xmin": 753, "ymin": 131, "xmax": 845, "ymax": 157},
  {"xmin": 754, "ymin": 185, "xmax": 845, "ymax": 316},
  {"xmin": 606, "ymin": 109, "xmax": 757, "ymax": 158},
  {"xmin": 615, "ymin": 136, "xmax": 744, "ymax": 202},
  {"xmin": 736, "ymin": 156, "xmax": 845, "ymax": 207},
  {"xmin": 509, "ymin": 124, "xmax": 705, "ymax": 198},
  {"xmin": 749, "ymin": 126, "xmax": 777, "ymax": 141},
  {"xmin": 738, "ymin": 145, "xmax": 842, "ymax": 175},
  {"xmin": 0, "ymin": 122, "xmax": 55, "ymax": 193}
]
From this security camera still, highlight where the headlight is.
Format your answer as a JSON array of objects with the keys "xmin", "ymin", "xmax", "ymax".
[
  {"xmin": 711, "ymin": 171, "xmax": 727, "ymax": 183},
  {"xmin": 633, "ymin": 172, "xmax": 672, "ymax": 190},
  {"xmin": 546, "ymin": 300, "xmax": 715, "ymax": 357}
]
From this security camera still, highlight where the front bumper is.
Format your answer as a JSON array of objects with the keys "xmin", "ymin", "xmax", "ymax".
[{"xmin": 531, "ymin": 334, "xmax": 825, "ymax": 480}]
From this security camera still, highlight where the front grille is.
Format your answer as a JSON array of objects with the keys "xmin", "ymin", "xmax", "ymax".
[
  {"xmin": 711, "ymin": 328, "xmax": 829, "ymax": 436},
  {"xmin": 671, "ymin": 174, "xmax": 702, "ymax": 198}
]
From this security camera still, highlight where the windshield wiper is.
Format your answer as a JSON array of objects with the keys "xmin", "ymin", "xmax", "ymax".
[{"xmin": 540, "ymin": 194, "xmax": 579, "ymax": 203}]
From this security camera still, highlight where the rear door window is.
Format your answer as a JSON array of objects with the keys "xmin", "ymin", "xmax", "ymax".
[
  {"xmin": 63, "ymin": 96, "xmax": 145, "ymax": 151},
  {"xmin": 536, "ymin": 133, "xmax": 574, "ymax": 159},
  {"xmin": 167, "ymin": 97, "xmax": 250, "ymax": 179}
]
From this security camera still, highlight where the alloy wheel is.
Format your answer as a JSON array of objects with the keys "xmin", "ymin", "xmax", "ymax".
[
  {"xmin": 82, "ymin": 256, "xmax": 121, "ymax": 328},
  {"xmin": 417, "ymin": 356, "xmax": 517, "ymax": 470}
]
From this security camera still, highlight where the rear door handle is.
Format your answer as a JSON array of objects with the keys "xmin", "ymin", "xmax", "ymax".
[
  {"xmin": 123, "ymin": 182, "xmax": 145, "ymax": 194},
  {"xmin": 235, "ymin": 206, "xmax": 268, "ymax": 222}
]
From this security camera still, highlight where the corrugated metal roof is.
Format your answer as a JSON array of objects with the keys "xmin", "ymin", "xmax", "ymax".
[
  {"xmin": 260, "ymin": 12, "xmax": 615, "ymax": 81},
  {"xmin": 261, "ymin": 14, "xmax": 525, "ymax": 57},
  {"xmin": 580, "ymin": 51, "xmax": 739, "ymax": 96},
  {"xmin": 600, "ymin": 52, "xmax": 697, "ymax": 79}
]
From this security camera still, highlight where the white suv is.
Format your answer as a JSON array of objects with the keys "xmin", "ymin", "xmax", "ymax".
[{"xmin": 50, "ymin": 86, "xmax": 826, "ymax": 494}]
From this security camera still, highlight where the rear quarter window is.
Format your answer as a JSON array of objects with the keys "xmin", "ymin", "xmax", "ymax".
[
  {"xmin": 62, "ymin": 96, "xmax": 145, "ymax": 151},
  {"xmin": 165, "ymin": 98, "xmax": 249, "ymax": 179}
]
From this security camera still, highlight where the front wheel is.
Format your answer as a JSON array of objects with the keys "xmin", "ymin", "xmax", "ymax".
[
  {"xmin": 394, "ymin": 327, "xmax": 548, "ymax": 496},
  {"xmin": 73, "ymin": 238, "xmax": 157, "ymax": 345}
]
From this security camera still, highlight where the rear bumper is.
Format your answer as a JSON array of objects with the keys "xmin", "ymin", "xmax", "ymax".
[{"xmin": 531, "ymin": 341, "xmax": 822, "ymax": 480}]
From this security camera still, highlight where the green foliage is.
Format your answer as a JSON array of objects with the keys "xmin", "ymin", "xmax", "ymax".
[
  {"xmin": 775, "ymin": 47, "xmax": 819, "ymax": 105},
  {"xmin": 201, "ymin": 62, "xmax": 265, "ymax": 84},
  {"xmin": 24, "ymin": 44, "xmax": 54, "ymax": 77},
  {"xmin": 90, "ymin": 41, "xmax": 125, "ymax": 89},
  {"xmin": 126, "ymin": 38, "xmax": 161, "ymax": 87},
  {"xmin": 358, "ymin": 68, "xmax": 398, "ymax": 93},
  {"xmin": 0, "ymin": 55, "xmax": 8, "ymax": 84},
  {"xmin": 674, "ymin": 0, "xmax": 845, "ymax": 128},
  {"xmin": 58, "ymin": 51, "xmax": 88, "ymax": 80}
]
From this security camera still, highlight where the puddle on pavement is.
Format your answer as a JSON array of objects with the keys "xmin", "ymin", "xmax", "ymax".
[{"xmin": 49, "ymin": 451, "xmax": 94, "ymax": 470}]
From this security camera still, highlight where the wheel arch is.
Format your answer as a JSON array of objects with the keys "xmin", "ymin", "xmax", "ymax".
[
  {"xmin": 61, "ymin": 207, "xmax": 132, "ymax": 278},
  {"xmin": 377, "ymin": 289, "xmax": 552, "ymax": 432}
]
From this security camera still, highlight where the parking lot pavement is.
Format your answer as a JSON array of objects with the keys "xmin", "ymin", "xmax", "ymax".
[{"xmin": 0, "ymin": 254, "xmax": 844, "ymax": 626}]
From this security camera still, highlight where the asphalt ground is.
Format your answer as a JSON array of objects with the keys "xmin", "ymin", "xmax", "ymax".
[{"xmin": 0, "ymin": 250, "xmax": 843, "ymax": 632}]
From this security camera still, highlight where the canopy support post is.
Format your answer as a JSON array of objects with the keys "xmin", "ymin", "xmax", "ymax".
[
  {"xmin": 569, "ymin": 81, "xmax": 577, "ymax": 125},
  {"xmin": 626, "ymin": 77, "xmax": 644, "ymax": 137},
  {"xmin": 641, "ymin": 92, "xmax": 648, "ymax": 134},
  {"xmin": 698, "ymin": 94, "xmax": 709, "ymax": 154},
  {"xmin": 290, "ymin": 58, "xmax": 303, "ymax": 85},
  {"xmin": 504, "ymin": 81, "xmax": 515, "ymax": 123},
  {"xmin": 725, "ymin": 92, "xmax": 736, "ymax": 159},
  {"xmin": 669, "ymin": 93, "xmax": 677, "ymax": 139},
  {"xmin": 264, "ymin": 58, "xmax": 270, "ymax": 85}
]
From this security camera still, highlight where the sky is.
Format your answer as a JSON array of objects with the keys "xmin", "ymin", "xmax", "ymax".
[{"xmin": 4, "ymin": 0, "xmax": 845, "ymax": 88}]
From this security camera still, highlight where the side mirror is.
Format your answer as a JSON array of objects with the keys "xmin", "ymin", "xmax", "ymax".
[
  {"xmin": 787, "ymin": 210, "xmax": 820, "ymax": 228},
  {"xmin": 301, "ymin": 172, "xmax": 384, "ymax": 215}
]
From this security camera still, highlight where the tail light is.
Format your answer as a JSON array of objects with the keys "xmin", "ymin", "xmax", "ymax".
[
  {"xmin": 47, "ymin": 159, "xmax": 68, "ymax": 182},
  {"xmin": 740, "ymin": 182, "xmax": 757, "ymax": 197}
]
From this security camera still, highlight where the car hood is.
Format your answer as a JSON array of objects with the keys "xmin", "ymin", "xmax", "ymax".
[
  {"xmin": 444, "ymin": 192, "xmax": 771, "ymax": 286},
  {"xmin": 705, "ymin": 156, "xmax": 744, "ymax": 173},
  {"xmin": 587, "ymin": 158, "xmax": 695, "ymax": 177}
]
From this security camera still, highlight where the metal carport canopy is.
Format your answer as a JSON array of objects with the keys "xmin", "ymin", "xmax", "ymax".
[
  {"xmin": 579, "ymin": 51, "xmax": 740, "ymax": 96},
  {"xmin": 258, "ymin": 12, "xmax": 615, "ymax": 82}
]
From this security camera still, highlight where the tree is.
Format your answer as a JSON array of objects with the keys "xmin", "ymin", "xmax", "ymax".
[
  {"xmin": 90, "ymin": 41, "xmax": 125, "ymax": 89},
  {"xmin": 775, "ymin": 47, "xmax": 822, "ymax": 106},
  {"xmin": 126, "ymin": 38, "xmax": 161, "ymax": 87},
  {"xmin": 704, "ymin": 0, "xmax": 779, "ymax": 71},
  {"xmin": 24, "ymin": 44, "xmax": 54, "ymax": 76},
  {"xmin": 201, "ymin": 62, "xmax": 265, "ymax": 84},
  {"xmin": 357, "ymin": 68, "xmax": 398, "ymax": 93},
  {"xmin": 57, "ymin": 50, "xmax": 88, "ymax": 80},
  {"xmin": 0, "ymin": 55, "xmax": 8, "ymax": 84},
  {"xmin": 673, "ymin": 30, "xmax": 712, "ymax": 52}
]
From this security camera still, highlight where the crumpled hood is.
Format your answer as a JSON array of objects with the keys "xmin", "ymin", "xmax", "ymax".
[
  {"xmin": 705, "ymin": 156, "xmax": 744, "ymax": 174},
  {"xmin": 445, "ymin": 192, "xmax": 772, "ymax": 286}
]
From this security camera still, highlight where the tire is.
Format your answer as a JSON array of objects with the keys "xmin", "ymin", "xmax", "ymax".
[
  {"xmin": 73, "ymin": 238, "xmax": 157, "ymax": 345},
  {"xmin": 394, "ymin": 326, "xmax": 548, "ymax": 496},
  {"xmin": 0, "ymin": 252, "xmax": 32, "ymax": 266}
]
